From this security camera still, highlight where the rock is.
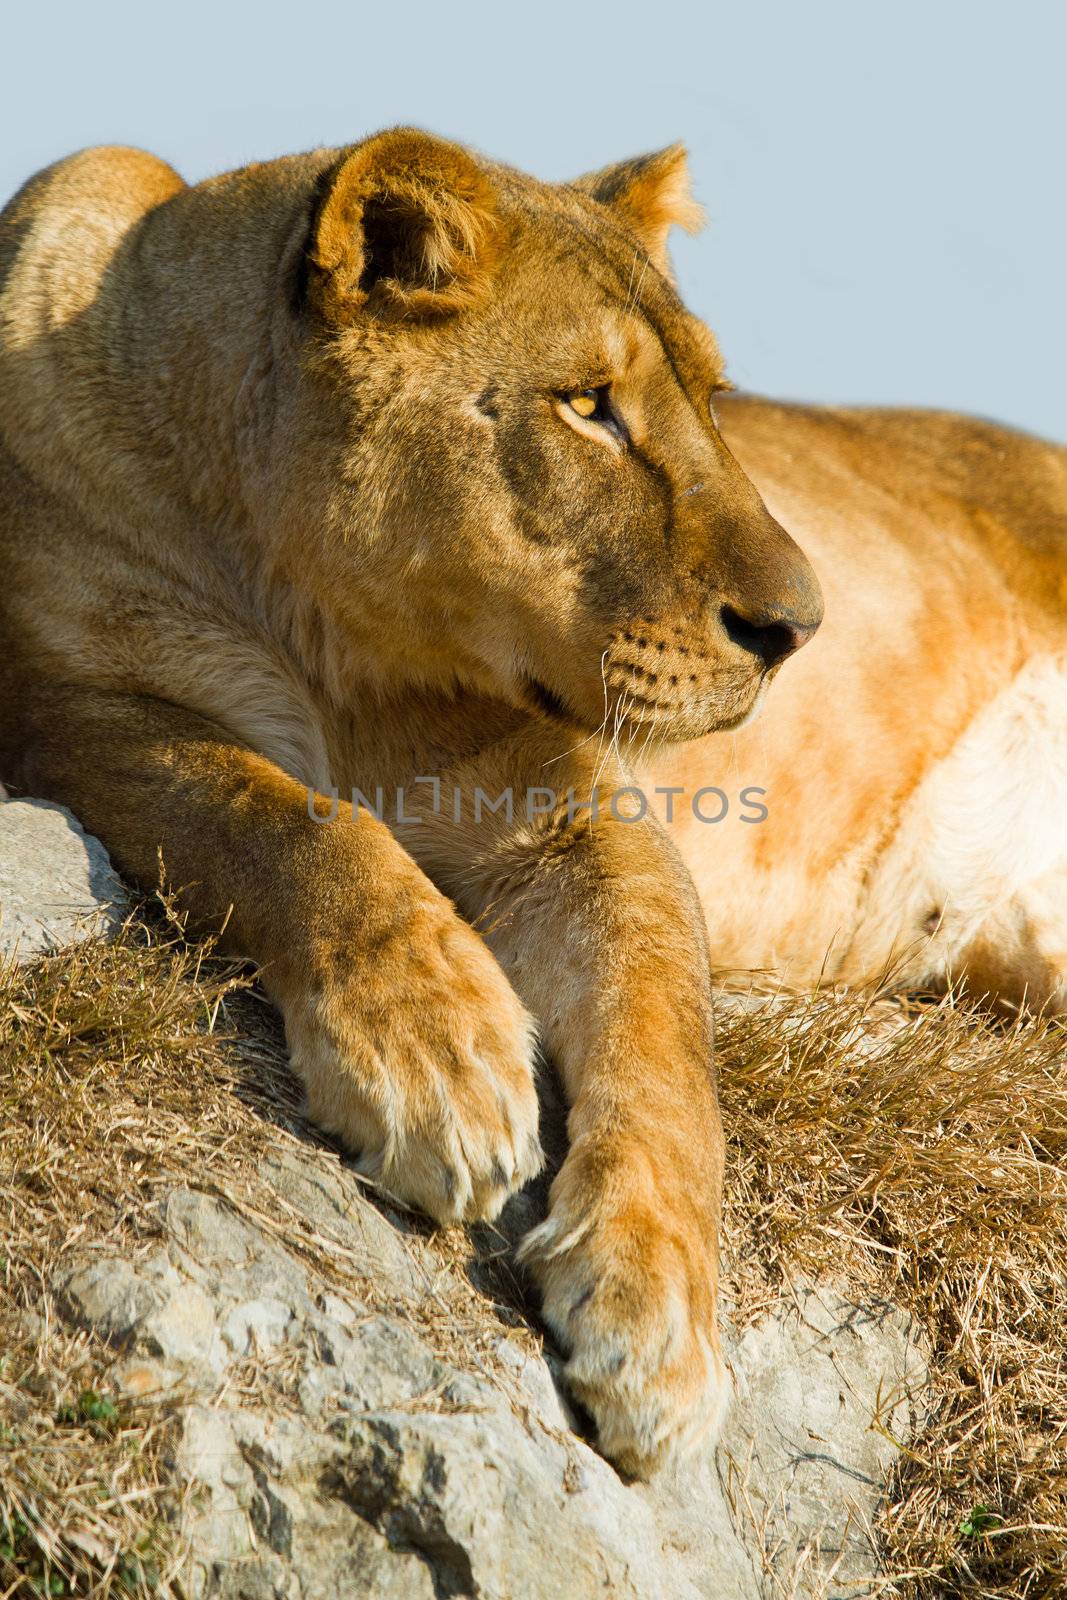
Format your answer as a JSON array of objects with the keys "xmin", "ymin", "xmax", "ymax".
[
  {"xmin": 0, "ymin": 798, "xmax": 127, "ymax": 961},
  {"xmin": 53, "ymin": 1174, "xmax": 924, "ymax": 1599},
  {"xmin": 59, "ymin": 1258, "xmax": 162, "ymax": 1342},
  {"xmin": 162, "ymin": 1189, "xmax": 256, "ymax": 1267},
  {"xmin": 327, "ymin": 1409, "xmax": 683, "ymax": 1600},
  {"xmin": 256, "ymin": 1148, "xmax": 427, "ymax": 1293},
  {"xmin": 651, "ymin": 1289, "xmax": 926, "ymax": 1597},
  {"xmin": 143, "ymin": 1281, "xmax": 228, "ymax": 1372},
  {"xmin": 221, "ymin": 1297, "xmax": 294, "ymax": 1356},
  {"xmin": 174, "ymin": 1407, "xmax": 260, "ymax": 1596},
  {"xmin": 19, "ymin": 802, "xmax": 926, "ymax": 1597},
  {"xmin": 111, "ymin": 1358, "xmax": 181, "ymax": 1397},
  {"xmin": 722, "ymin": 1292, "xmax": 925, "ymax": 1586}
]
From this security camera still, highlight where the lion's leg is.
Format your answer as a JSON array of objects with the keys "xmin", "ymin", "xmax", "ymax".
[
  {"xmin": 404, "ymin": 733, "xmax": 725, "ymax": 1478},
  {"xmin": 16, "ymin": 685, "xmax": 541, "ymax": 1222},
  {"xmin": 954, "ymin": 863, "xmax": 1067, "ymax": 1016}
]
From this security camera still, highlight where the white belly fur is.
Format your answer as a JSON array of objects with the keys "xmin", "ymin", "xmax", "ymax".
[{"xmin": 843, "ymin": 653, "xmax": 1067, "ymax": 989}]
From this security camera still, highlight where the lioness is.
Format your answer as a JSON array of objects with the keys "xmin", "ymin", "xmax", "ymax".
[{"xmin": 1, "ymin": 130, "xmax": 1064, "ymax": 1477}]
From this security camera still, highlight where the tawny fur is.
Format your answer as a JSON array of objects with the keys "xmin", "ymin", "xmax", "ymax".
[{"xmin": 0, "ymin": 130, "xmax": 1064, "ymax": 1479}]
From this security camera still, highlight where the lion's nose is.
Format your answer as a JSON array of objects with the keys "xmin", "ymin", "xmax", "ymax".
[{"xmin": 719, "ymin": 601, "xmax": 821, "ymax": 668}]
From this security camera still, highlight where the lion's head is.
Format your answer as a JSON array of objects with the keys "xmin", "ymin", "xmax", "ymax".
[{"xmin": 274, "ymin": 128, "xmax": 823, "ymax": 738}]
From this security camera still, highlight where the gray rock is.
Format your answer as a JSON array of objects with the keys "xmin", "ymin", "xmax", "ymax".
[
  {"xmin": 720, "ymin": 1291, "xmax": 926, "ymax": 1591},
  {"xmin": 327, "ymin": 1409, "xmax": 687, "ymax": 1600},
  {"xmin": 640, "ymin": 1289, "xmax": 927, "ymax": 1599},
  {"xmin": 143, "ymin": 1282, "xmax": 228, "ymax": 1373},
  {"xmin": 60, "ymin": 1258, "xmax": 162, "ymax": 1342},
  {"xmin": 174, "ymin": 1407, "xmax": 259, "ymax": 1598},
  {"xmin": 256, "ymin": 1147, "xmax": 427, "ymax": 1294},
  {"xmin": 0, "ymin": 798, "xmax": 127, "ymax": 961},
  {"xmin": 55, "ymin": 1170, "xmax": 921, "ymax": 1599},
  {"xmin": 20, "ymin": 807, "xmax": 926, "ymax": 1598},
  {"xmin": 221, "ymin": 1297, "xmax": 295, "ymax": 1356},
  {"xmin": 162, "ymin": 1189, "xmax": 256, "ymax": 1268}
]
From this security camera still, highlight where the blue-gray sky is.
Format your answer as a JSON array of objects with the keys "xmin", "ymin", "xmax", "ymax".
[{"xmin": 4, "ymin": 0, "xmax": 1063, "ymax": 440}]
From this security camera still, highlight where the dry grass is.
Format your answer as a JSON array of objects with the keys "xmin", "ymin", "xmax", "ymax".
[
  {"xmin": 715, "ymin": 987, "xmax": 1067, "ymax": 1598},
  {"xmin": 0, "ymin": 909, "xmax": 268, "ymax": 1599},
  {"xmin": 1, "ymin": 910, "xmax": 1065, "ymax": 1597},
  {"xmin": 0, "ymin": 905, "xmax": 536, "ymax": 1598}
]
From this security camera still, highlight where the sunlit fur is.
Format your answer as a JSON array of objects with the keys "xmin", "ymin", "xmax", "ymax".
[
  {"xmin": 652, "ymin": 403, "xmax": 1067, "ymax": 1020},
  {"xmin": 0, "ymin": 130, "xmax": 1063, "ymax": 1480}
]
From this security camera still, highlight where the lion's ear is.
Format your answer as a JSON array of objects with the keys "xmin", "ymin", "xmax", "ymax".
[
  {"xmin": 572, "ymin": 144, "xmax": 704, "ymax": 276},
  {"xmin": 304, "ymin": 128, "xmax": 501, "ymax": 324}
]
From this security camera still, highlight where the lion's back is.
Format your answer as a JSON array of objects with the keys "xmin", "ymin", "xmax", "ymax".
[
  {"xmin": 824, "ymin": 404, "xmax": 1066, "ymax": 561},
  {"xmin": 718, "ymin": 395, "xmax": 1067, "ymax": 622}
]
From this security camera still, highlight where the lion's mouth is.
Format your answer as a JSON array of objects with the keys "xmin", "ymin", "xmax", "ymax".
[
  {"xmin": 522, "ymin": 670, "xmax": 764, "ymax": 740},
  {"xmin": 604, "ymin": 668, "xmax": 765, "ymax": 732}
]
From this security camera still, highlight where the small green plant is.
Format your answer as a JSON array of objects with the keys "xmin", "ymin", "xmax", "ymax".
[
  {"xmin": 0, "ymin": 1511, "xmax": 68, "ymax": 1594},
  {"xmin": 118, "ymin": 1548, "xmax": 161, "ymax": 1592},
  {"xmin": 959, "ymin": 1504, "xmax": 1003, "ymax": 1538},
  {"xmin": 0, "ymin": 1510, "xmax": 29, "ymax": 1562},
  {"xmin": 57, "ymin": 1388, "xmax": 119, "ymax": 1429}
]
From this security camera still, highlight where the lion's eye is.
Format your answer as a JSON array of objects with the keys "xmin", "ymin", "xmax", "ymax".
[
  {"xmin": 568, "ymin": 388, "xmax": 602, "ymax": 419},
  {"xmin": 563, "ymin": 384, "xmax": 627, "ymax": 442}
]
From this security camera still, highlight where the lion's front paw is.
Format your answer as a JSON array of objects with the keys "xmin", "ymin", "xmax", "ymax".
[
  {"xmin": 285, "ymin": 889, "xmax": 542, "ymax": 1226},
  {"xmin": 520, "ymin": 1136, "xmax": 726, "ymax": 1478}
]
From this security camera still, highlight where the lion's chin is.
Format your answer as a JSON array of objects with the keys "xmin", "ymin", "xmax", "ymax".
[
  {"xmin": 704, "ymin": 677, "xmax": 772, "ymax": 734},
  {"xmin": 522, "ymin": 672, "xmax": 768, "ymax": 743},
  {"xmin": 613, "ymin": 675, "xmax": 769, "ymax": 743}
]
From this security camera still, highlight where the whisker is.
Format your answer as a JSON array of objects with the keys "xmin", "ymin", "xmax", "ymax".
[
  {"xmin": 632, "ymin": 252, "xmax": 651, "ymax": 309},
  {"xmin": 636, "ymin": 703, "xmax": 662, "ymax": 768},
  {"xmin": 540, "ymin": 713, "xmax": 609, "ymax": 769},
  {"xmin": 623, "ymin": 250, "xmax": 639, "ymax": 315}
]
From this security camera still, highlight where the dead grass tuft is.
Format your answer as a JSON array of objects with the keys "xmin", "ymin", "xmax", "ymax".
[
  {"xmin": 716, "ymin": 986, "xmax": 1067, "ymax": 1598},
  {"xmin": 0, "ymin": 904, "xmax": 265, "ymax": 1598},
  {"xmin": 1, "ymin": 913, "xmax": 1065, "ymax": 1596},
  {"xmin": 0, "ymin": 904, "xmax": 535, "ymax": 1597}
]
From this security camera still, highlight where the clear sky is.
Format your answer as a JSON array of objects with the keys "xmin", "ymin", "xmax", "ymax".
[{"xmin": 3, "ymin": 0, "xmax": 1063, "ymax": 441}]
